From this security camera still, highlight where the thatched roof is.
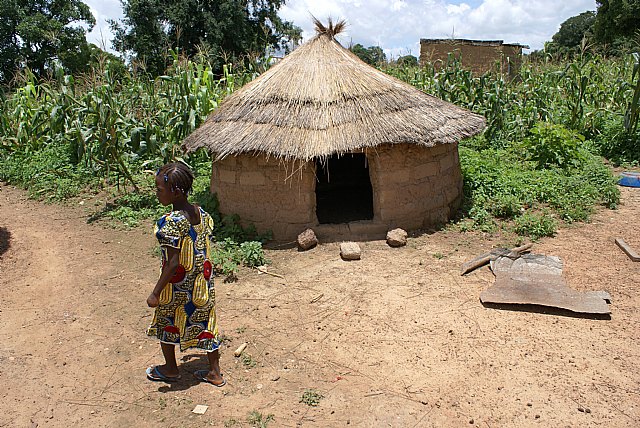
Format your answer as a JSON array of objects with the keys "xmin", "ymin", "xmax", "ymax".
[{"xmin": 183, "ymin": 18, "xmax": 486, "ymax": 161}]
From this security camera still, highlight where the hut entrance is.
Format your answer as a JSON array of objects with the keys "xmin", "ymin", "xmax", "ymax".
[{"xmin": 315, "ymin": 154, "xmax": 374, "ymax": 224}]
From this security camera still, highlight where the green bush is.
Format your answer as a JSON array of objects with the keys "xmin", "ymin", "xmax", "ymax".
[
  {"xmin": 459, "ymin": 132, "xmax": 619, "ymax": 237},
  {"xmin": 514, "ymin": 211, "xmax": 558, "ymax": 240},
  {"xmin": 522, "ymin": 122, "xmax": 585, "ymax": 169},
  {"xmin": 210, "ymin": 237, "xmax": 269, "ymax": 278},
  {"xmin": 300, "ymin": 389, "xmax": 324, "ymax": 407},
  {"xmin": 239, "ymin": 241, "xmax": 269, "ymax": 267}
]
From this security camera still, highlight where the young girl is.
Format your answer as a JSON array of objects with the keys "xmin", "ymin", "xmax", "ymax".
[{"xmin": 145, "ymin": 162, "xmax": 225, "ymax": 387}]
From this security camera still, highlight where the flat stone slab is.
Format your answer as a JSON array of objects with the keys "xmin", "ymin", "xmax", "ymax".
[{"xmin": 481, "ymin": 254, "xmax": 611, "ymax": 315}]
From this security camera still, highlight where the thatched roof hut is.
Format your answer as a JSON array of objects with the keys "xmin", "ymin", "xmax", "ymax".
[{"xmin": 184, "ymin": 19, "xmax": 486, "ymax": 241}]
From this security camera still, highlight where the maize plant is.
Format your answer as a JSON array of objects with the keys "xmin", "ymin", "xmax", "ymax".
[
  {"xmin": 0, "ymin": 56, "xmax": 248, "ymax": 188},
  {"xmin": 624, "ymin": 52, "xmax": 640, "ymax": 133}
]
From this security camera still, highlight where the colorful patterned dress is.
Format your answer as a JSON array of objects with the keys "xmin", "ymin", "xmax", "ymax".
[{"xmin": 147, "ymin": 207, "xmax": 220, "ymax": 352}]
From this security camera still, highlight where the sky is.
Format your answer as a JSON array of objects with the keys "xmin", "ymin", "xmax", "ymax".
[{"xmin": 84, "ymin": 0, "xmax": 599, "ymax": 58}]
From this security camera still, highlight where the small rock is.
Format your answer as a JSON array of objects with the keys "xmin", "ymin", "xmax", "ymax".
[
  {"xmin": 340, "ymin": 242, "xmax": 361, "ymax": 261},
  {"xmin": 578, "ymin": 407, "xmax": 585, "ymax": 412},
  {"xmin": 585, "ymin": 408, "xmax": 591, "ymax": 414},
  {"xmin": 386, "ymin": 228, "xmax": 408, "ymax": 247},
  {"xmin": 535, "ymin": 414, "xmax": 540, "ymax": 419},
  {"xmin": 271, "ymin": 375, "xmax": 280, "ymax": 381},
  {"xmin": 469, "ymin": 418, "xmax": 474, "ymax": 424},
  {"xmin": 527, "ymin": 402, "xmax": 532, "ymax": 407},
  {"xmin": 297, "ymin": 229, "xmax": 318, "ymax": 251}
]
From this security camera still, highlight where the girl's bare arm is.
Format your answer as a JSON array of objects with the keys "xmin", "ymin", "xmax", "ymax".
[{"xmin": 147, "ymin": 246, "xmax": 180, "ymax": 307}]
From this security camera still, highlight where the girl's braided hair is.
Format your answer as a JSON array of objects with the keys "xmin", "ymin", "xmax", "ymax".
[{"xmin": 157, "ymin": 162, "xmax": 194, "ymax": 195}]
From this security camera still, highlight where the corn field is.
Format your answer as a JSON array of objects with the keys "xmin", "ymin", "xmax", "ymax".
[
  {"xmin": 385, "ymin": 53, "xmax": 640, "ymax": 143},
  {"xmin": 0, "ymin": 53, "xmax": 257, "ymax": 188},
  {"xmin": 0, "ymin": 51, "xmax": 639, "ymax": 188}
]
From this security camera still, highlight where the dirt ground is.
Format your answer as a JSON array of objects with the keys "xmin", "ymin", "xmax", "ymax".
[{"xmin": 0, "ymin": 183, "xmax": 639, "ymax": 428}]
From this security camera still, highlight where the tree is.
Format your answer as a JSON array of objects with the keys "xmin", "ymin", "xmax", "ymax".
[
  {"xmin": 551, "ymin": 11, "xmax": 596, "ymax": 53},
  {"xmin": 350, "ymin": 44, "xmax": 387, "ymax": 66},
  {"xmin": 396, "ymin": 55, "xmax": 418, "ymax": 67},
  {"xmin": 593, "ymin": 0, "xmax": 640, "ymax": 49},
  {"xmin": 0, "ymin": 0, "xmax": 95, "ymax": 84},
  {"xmin": 110, "ymin": 0, "xmax": 302, "ymax": 76}
]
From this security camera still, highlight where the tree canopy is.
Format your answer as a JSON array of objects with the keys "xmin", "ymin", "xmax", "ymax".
[
  {"xmin": 0, "ymin": 0, "xmax": 95, "ymax": 85},
  {"xmin": 593, "ymin": 0, "xmax": 640, "ymax": 54},
  {"xmin": 396, "ymin": 55, "xmax": 418, "ymax": 67},
  {"xmin": 350, "ymin": 44, "xmax": 387, "ymax": 66},
  {"xmin": 593, "ymin": 0, "xmax": 640, "ymax": 52},
  {"xmin": 544, "ymin": 2, "xmax": 639, "ymax": 57},
  {"xmin": 110, "ymin": 0, "xmax": 301, "ymax": 75},
  {"xmin": 551, "ymin": 11, "xmax": 596, "ymax": 53}
]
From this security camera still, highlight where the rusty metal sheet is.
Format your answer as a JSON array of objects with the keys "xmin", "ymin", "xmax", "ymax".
[{"xmin": 481, "ymin": 254, "xmax": 611, "ymax": 315}]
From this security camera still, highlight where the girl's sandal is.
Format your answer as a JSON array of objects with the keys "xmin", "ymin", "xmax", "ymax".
[
  {"xmin": 146, "ymin": 366, "xmax": 181, "ymax": 382},
  {"xmin": 194, "ymin": 370, "xmax": 226, "ymax": 387}
]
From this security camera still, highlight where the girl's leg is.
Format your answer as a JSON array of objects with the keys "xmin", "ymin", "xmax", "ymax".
[
  {"xmin": 205, "ymin": 349, "xmax": 224, "ymax": 385},
  {"xmin": 157, "ymin": 342, "xmax": 179, "ymax": 377}
]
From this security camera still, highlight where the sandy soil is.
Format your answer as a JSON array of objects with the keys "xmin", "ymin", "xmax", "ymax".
[{"xmin": 0, "ymin": 183, "xmax": 639, "ymax": 428}]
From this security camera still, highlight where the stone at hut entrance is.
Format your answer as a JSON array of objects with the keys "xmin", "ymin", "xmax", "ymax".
[
  {"xmin": 386, "ymin": 228, "xmax": 408, "ymax": 247},
  {"xmin": 340, "ymin": 242, "xmax": 361, "ymax": 260},
  {"xmin": 297, "ymin": 228, "xmax": 318, "ymax": 251}
]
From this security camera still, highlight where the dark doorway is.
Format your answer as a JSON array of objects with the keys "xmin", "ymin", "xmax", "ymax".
[{"xmin": 315, "ymin": 154, "xmax": 374, "ymax": 224}]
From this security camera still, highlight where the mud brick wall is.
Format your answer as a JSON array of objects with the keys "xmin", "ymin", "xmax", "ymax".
[
  {"xmin": 210, "ymin": 155, "xmax": 316, "ymax": 239},
  {"xmin": 420, "ymin": 39, "xmax": 524, "ymax": 77},
  {"xmin": 210, "ymin": 144, "xmax": 463, "ymax": 241},
  {"xmin": 369, "ymin": 143, "xmax": 463, "ymax": 230}
]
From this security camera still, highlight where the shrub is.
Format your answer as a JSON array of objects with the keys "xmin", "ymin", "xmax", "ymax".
[
  {"xmin": 514, "ymin": 211, "xmax": 558, "ymax": 240},
  {"xmin": 522, "ymin": 122, "xmax": 585, "ymax": 169},
  {"xmin": 459, "ymin": 137, "xmax": 619, "ymax": 237},
  {"xmin": 0, "ymin": 142, "xmax": 97, "ymax": 200}
]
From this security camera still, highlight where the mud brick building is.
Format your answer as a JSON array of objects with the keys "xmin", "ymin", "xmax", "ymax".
[{"xmin": 420, "ymin": 39, "xmax": 529, "ymax": 77}]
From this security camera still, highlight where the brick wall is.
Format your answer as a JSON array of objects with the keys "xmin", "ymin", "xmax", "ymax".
[
  {"xmin": 369, "ymin": 143, "xmax": 462, "ymax": 230},
  {"xmin": 211, "ymin": 144, "xmax": 463, "ymax": 241},
  {"xmin": 420, "ymin": 39, "xmax": 525, "ymax": 77},
  {"xmin": 211, "ymin": 155, "xmax": 316, "ymax": 239}
]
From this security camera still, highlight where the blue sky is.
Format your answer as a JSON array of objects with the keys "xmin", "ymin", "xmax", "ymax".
[{"xmin": 85, "ymin": 0, "xmax": 598, "ymax": 58}]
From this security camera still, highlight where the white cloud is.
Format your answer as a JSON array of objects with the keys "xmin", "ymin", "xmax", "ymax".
[
  {"xmin": 392, "ymin": 1, "xmax": 409, "ymax": 11},
  {"xmin": 446, "ymin": 3, "xmax": 471, "ymax": 15},
  {"xmin": 84, "ymin": 0, "xmax": 599, "ymax": 57}
]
